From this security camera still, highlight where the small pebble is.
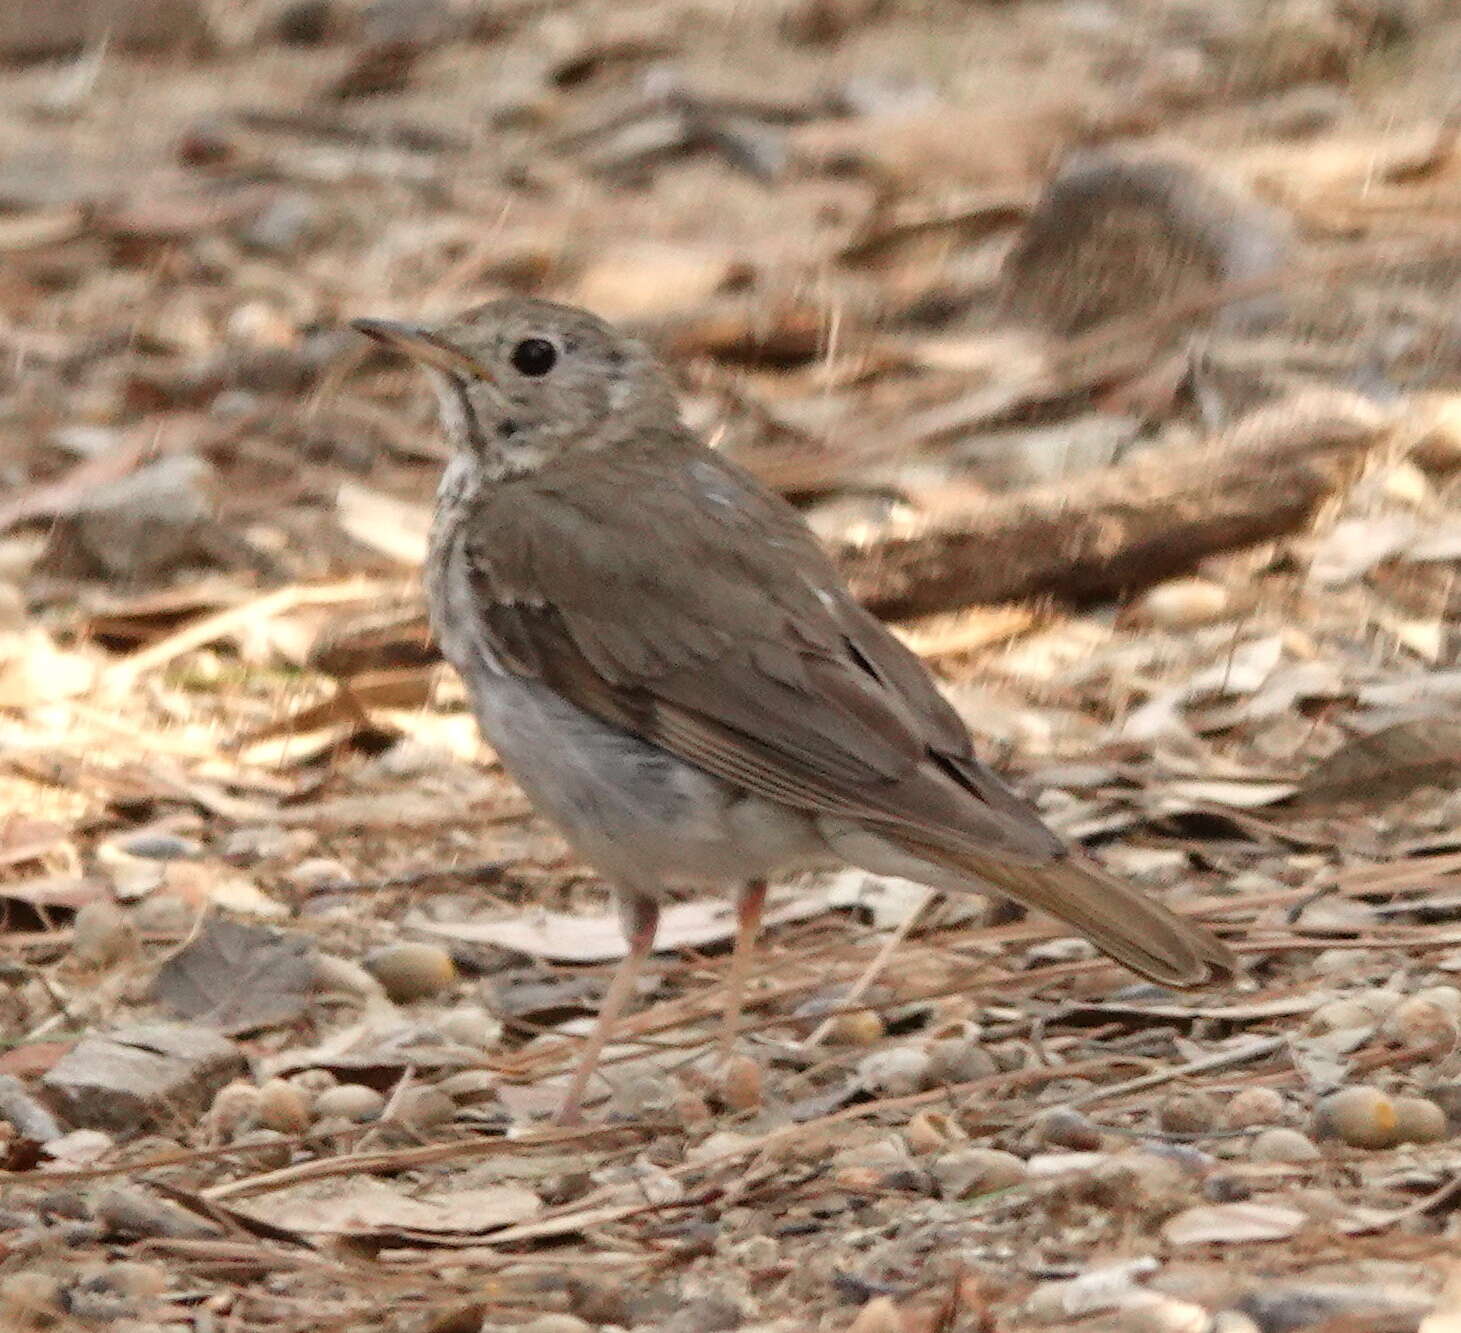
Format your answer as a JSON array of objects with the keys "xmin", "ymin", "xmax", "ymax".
[
  {"xmin": 392, "ymin": 1086, "xmax": 456, "ymax": 1130},
  {"xmin": 1393, "ymin": 1095, "xmax": 1449, "ymax": 1144},
  {"xmin": 71, "ymin": 899, "xmax": 136, "ymax": 968},
  {"xmin": 1415, "ymin": 985, "xmax": 1461, "ymax": 1018},
  {"xmin": 1157, "ymin": 1091, "xmax": 1219, "ymax": 1135},
  {"xmin": 904, "ymin": 1109, "xmax": 961, "ymax": 1155},
  {"xmin": 856, "ymin": 1046, "xmax": 931, "ymax": 1097},
  {"xmin": 207, "ymin": 1082, "xmax": 261, "ymax": 1139},
  {"xmin": 720, "ymin": 1054, "xmax": 763, "ymax": 1112},
  {"xmin": 117, "ymin": 831, "xmax": 200, "ymax": 861},
  {"xmin": 256, "ymin": 1079, "xmax": 311, "ymax": 1134},
  {"xmin": 1249, "ymin": 1127, "xmax": 1322, "ymax": 1162},
  {"xmin": 822, "ymin": 1009, "xmax": 885, "ymax": 1045},
  {"xmin": 437, "ymin": 1005, "xmax": 503, "ymax": 1049},
  {"xmin": 925, "ymin": 1037, "xmax": 997, "ymax": 1084},
  {"xmin": 1309, "ymin": 998, "xmax": 1374, "ymax": 1033},
  {"xmin": 364, "ymin": 943, "xmax": 457, "ymax": 1003},
  {"xmin": 930, "ymin": 1147, "xmax": 1026, "ymax": 1199},
  {"xmin": 1033, "ymin": 1107, "xmax": 1104, "ymax": 1151},
  {"xmin": 103, "ymin": 1262, "xmax": 168, "ymax": 1299},
  {"xmin": 435, "ymin": 1070, "xmax": 499, "ymax": 1104},
  {"xmin": 1314, "ymin": 1086, "xmax": 1401, "ymax": 1149},
  {"xmin": 290, "ymin": 1069, "xmax": 337, "ymax": 1096},
  {"xmin": 1224, "ymin": 1087, "xmax": 1286, "ymax": 1130},
  {"xmin": 1381, "ymin": 997, "xmax": 1459, "ymax": 1046},
  {"xmin": 1134, "ymin": 577, "xmax": 1231, "ymax": 627}
]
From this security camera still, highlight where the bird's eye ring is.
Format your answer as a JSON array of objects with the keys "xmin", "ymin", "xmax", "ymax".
[{"xmin": 510, "ymin": 337, "xmax": 557, "ymax": 377}]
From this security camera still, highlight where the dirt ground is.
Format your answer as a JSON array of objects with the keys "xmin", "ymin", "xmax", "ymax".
[{"xmin": 2, "ymin": 1, "xmax": 1461, "ymax": 1330}]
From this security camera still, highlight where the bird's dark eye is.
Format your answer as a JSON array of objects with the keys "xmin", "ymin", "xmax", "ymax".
[{"xmin": 510, "ymin": 337, "xmax": 557, "ymax": 377}]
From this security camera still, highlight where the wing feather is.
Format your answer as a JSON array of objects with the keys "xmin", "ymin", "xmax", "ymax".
[{"xmin": 455, "ymin": 436, "xmax": 1063, "ymax": 864}]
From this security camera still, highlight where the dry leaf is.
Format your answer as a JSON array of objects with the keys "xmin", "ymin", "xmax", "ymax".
[
  {"xmin": 265, "ymin": 1012, "xmax": 483, "ymax": 1081},
  {"xmin": 1162, "ymin": 1199, "xmax": 1306, "ymax": 1246},
  {"xmin": 233, "ymin": 1179, "xmax": 540, "ymax": 1238},
  {"xmin": 1157, "ymin": 778, "xmax": 1299, "ymax": 811},
  {"xmin": 407, "ymin": 886, "xmax": 831, "ymax": 963},
  {"xmin": 1299, "ymin": 717, "xmax": 1461, "ymax": 805},
  {"xmin": 152, "ymin": 915, "xmax": 316, "ymax": 1035}
]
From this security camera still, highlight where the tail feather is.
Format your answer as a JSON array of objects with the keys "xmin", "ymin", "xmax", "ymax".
[
  {"xmin": 822, "ymin": 822, "xmax": 1235, "ymax": 989},
  {"xmin": 950, "ymin": 850, "xmax": 1237, "ymax": 988}
]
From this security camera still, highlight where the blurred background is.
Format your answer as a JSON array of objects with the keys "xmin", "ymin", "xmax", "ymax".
[{"xmin": 2, "ymin": 2, "xmax": 1461, "ymax": 1330}]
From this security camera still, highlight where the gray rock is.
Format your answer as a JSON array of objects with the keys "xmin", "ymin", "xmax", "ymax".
[
  {"xmin": 41, "ymin": 1023, "xmax": 244, "ymax": 1133},
  {"xmin": 1236, "ymin": 1283, "xmax": 1432, "ymax": 1333},
  {"xmin": 38, "ymin": 455, "xmax": 218, "ymax": 584}
]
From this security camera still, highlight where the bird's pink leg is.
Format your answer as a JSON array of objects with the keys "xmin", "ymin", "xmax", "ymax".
[
  {"xmin": 555, "ymin": 894, "xmax": 659, "ymax": 1126},
  {"xmin": 718, "ymin": 878, "xmax": 768, "ymax": 1061}
]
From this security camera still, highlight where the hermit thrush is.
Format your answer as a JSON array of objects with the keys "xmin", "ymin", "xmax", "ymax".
[{"xmin": 354, "ymin": 299, "xmax": 1234, "ymax": 1122}]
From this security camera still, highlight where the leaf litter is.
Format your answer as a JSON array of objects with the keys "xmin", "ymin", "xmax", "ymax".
[{"xmin": 1, "ymin": 0, "xmax": 1461, "ymax": 1330}]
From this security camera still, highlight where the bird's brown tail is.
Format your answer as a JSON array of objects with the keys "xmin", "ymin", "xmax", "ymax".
[
  {"xmin": 948, "ymin": 849, "xmax": 1237, "ymax": 988},
  {"xmin": 825, "ymin": 823, "xmax": 1236, "ymax": 988}
]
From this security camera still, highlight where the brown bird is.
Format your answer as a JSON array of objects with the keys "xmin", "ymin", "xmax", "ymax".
[{"xmin": 353, "ymin": 298, "xmax": 1234, "ymax": 1122}]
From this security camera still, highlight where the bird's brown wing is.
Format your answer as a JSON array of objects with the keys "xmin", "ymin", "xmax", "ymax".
[
  {"xmin": 458, "ymin": 436, "xmax": 1060, "ymax": 863},
  {"xmin": 455, "ymin": 436, "xmax": 1233, "ymax": 985}
]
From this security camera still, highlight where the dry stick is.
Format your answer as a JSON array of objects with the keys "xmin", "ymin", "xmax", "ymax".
[
  {"xmin": 1338, "ymin": 850, "xmax": 1461, "ymax": 891},
  {"xmin": 1111, "ymin": 1037, "xmax": 1455, "ymax": 1110},
  {"xmin": 802, "ymin": 888, "xmax": 934, "ymax": 1050},
  {"xmin": 201, "ymin": 1122, "xmax": 663, "ymax": 1202},
  {"xmin": 101, "ymin": 577, "xmax": 401, "ymax": 692},
  {"xmin": 1065, "ymin": 1035, "xmax": 1286, "ymax": 1112},
  {"xmin": 0, "ymin": 1121, "xmax": 646, "ymax": 1191},
  {"xmin": 836, "ymin": 392, "xmax": 1394, "ymax": 620}
]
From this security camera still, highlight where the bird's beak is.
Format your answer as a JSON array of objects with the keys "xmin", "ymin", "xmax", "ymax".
[{"xmin": 351, "ymin": 318, "xmax": 488, "ymax": 379}]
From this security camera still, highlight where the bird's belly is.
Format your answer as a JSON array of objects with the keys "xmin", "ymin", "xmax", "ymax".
[{"xmin": 458, "ymin": 662, "xmax": 823, "ymax": 893}]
